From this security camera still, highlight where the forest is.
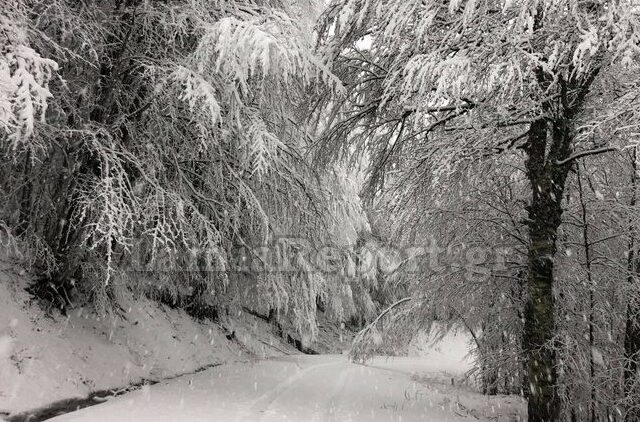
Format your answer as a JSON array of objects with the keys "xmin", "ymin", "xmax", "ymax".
[{"xmin": 1, "ymin": 0, "xmax": 640, "ymax": 421}]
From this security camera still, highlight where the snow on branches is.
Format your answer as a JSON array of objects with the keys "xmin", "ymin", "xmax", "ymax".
[
  {"xmin": 0, "ymin": 14, "xmax": 58, "ymax": 152},
  {"xmin": 0, "ymin": 0, "xmax": 375, "ymax": 342},
  {"xmin": 315, "ymin": 0, "xmax": 640, "ymax": 419}
]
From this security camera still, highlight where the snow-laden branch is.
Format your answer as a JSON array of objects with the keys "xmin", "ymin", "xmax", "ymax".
[
  {"xmin": 402, "ymin": 101, "xmax": 476, "ymax": 114},
  {"xmin": 350, "ymin": 296, "xmax": 413, "ymax": 362},
  {"xmin": 360, "ymin": 297, "xmax": 413, "ymax": 333},
  {"xmin": 557, "ymin": 146, "xmax": 618, "ymax": 166}
]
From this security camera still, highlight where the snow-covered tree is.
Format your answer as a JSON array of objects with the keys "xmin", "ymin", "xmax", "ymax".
[
  {"xmin": 315, "ymin": 1, "xmax": 640, "ymax": 420},
  {"xmin": 0, "ymin": 0, "xmax": 376, "ymax": 342}
]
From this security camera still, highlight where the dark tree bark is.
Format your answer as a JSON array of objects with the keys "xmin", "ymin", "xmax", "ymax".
[
  {"xmin": 521, "ymin": 56, "xmax": 601, "ymax": 419},
  {"xmin": 522, "ymin": 117, "xmax": 572, "ymax": 422}
]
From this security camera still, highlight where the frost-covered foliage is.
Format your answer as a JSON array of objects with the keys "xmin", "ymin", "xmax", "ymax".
[
  {"xmin": 316, "ymin": 0, "xmax": 640, "ymax": 176},
  {"xmin": 348, "ymin": 163, "xmax": 528, "ymax": 395},
  {"xmin": 0, "ymin": 0, "xmax": 375, "ymax": 341},
  {"xmin": 315, "ymin": 0, "xmax": 640, "ymax": 420},
  {"xmin": 0, "ymin": 8, "xmax": 58, "ymax": 151},
  {"xmin": 223, "ymin": 165, "xmax": 375, "ymax": 338}
]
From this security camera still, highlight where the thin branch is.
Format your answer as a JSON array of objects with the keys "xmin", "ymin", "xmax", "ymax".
[
  {"xmin": 351, "ymin": 297, "xmax": 413, "ymax": 349},
  {"xmin": 557, "ymin": 147, "xmax": 618, "ymax": 166}
]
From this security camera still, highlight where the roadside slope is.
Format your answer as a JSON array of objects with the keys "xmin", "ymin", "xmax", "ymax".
[{"xmin": 0, "ymin": 259, "xmax": 296, "ymax": 417}]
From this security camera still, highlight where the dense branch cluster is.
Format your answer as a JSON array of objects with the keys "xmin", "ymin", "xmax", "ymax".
[{"xmin": 0, "ymin": 0, "xmax": 376, "ymax": 338}]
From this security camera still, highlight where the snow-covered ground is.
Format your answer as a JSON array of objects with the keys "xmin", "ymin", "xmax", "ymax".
[
  {"xmin": 0, "ymin": 260, "xmax": 297, "ymax": 417},
  {"xmin": 45, "ymin": 352, "xmax": 525, "ymax": 422},
  {"xmin": 0, "ymin": 259, "xmax": 525, "ymax": 422}
]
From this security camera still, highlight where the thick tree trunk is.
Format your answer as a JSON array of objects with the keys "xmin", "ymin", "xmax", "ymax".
[{"xmin": 523, "ymin": 118, "xmax": 572, "ymax": 422}]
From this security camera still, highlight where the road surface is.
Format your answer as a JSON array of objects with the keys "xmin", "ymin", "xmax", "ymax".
[{"xmin": 47, "ymin": 355, "xmax": 524, "ymax": 422}]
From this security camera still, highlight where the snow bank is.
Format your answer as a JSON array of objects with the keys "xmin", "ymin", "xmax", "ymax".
[{"xmin": 0, "ymin": 260, "xmax": 294, "ymax": 416}]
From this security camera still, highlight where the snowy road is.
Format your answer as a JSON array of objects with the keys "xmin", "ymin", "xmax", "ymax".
[{"xmin": 47, "ymin": 355, "xmax": 525, "ymax": 422}]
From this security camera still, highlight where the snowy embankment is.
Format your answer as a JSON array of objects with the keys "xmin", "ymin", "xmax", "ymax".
[
  {"xmin": 0, "ymin": 260, "xmax": 299, "ymax": 419},
  {"xmin": 44, "ymin": 354, "xmax": 525, "ymax": 422}
]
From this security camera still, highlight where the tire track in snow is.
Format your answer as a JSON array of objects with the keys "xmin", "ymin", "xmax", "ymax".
[
  {"xmin": 235, "ymin": 360, "xmax": 342, "ymax": 422},
  {"xmin": 321, "ymin": 364, "xmax": 353, "ymax": 421}
]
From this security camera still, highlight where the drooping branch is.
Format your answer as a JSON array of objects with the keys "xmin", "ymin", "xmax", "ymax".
[{"xmin": 350, "ymin": 296, "xmax": 413, "ymax": 360}]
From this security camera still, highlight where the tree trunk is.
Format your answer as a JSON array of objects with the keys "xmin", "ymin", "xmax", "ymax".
[
  {"xmin": 577, "ymin": 164, "xmax": 597, "ymax": 422},
  {"xmin": 523, "ymin": 118, "xmax": 572, "ymax": 422},
  {"xmin": 625, "ymin": 147, "xmax": 640, "ymax": 421},
  {"xmin": 16, "ymin": 151, "xmax": 33, "ymax": 237},
  {"xmin": 625, "ymin": 300, "xmax": 640, "ymax": 421}
]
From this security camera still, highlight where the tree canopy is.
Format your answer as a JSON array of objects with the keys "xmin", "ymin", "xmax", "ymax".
[{"xmin": 2, "ymin": 1, "xmax": 640, "ymax": 420}]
